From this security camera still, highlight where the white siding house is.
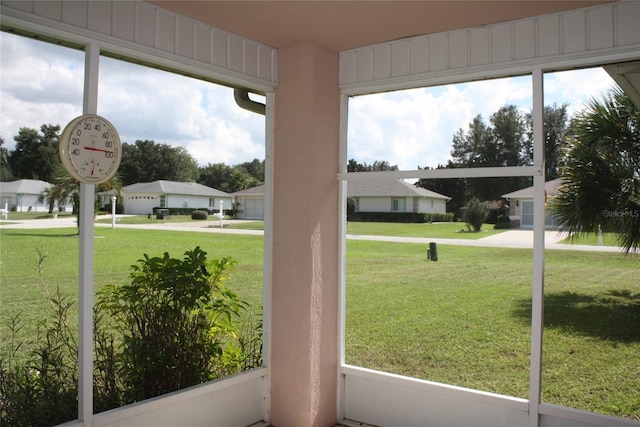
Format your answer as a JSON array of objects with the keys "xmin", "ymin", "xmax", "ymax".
[
  {"xmin": 233, "ymin": 185, "xmax": 265, "ymax": 220},
  {"xmin": 348, "ymin": 179, "xmax": 450, "ymax": 214},
  {"xmin": 119, "ymin": 180, "xmax": 232, "ymax": 215},
  {"xmin": 502, "ymin": 178, "xmax": 564, "ymax": 228},
  {"xmin": 0, "ymin": 179, "xmax": 72, "ymax": 213},
  {"xmin": 233, "ymin": 180, "xmax": 450, "ymax": 220}
]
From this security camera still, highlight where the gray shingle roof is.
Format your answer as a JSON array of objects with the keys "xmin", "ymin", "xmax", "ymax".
[
  {"xmin": 233, "ymin": 185, "xmax": 265, "ymax": 196},
  {"xmin": 0, "ymin": 179, "xmax": 51, "ymax": 195},
  {"xmin": 347, "ymin": 180, "xmax": 450, "ymax": 200},
  {"xmin": 232, "ymin": 181, "xmax": 450, "ymax": 200},
  {"xmin": 501, "ymin": 178, "xmax": 564, "ymax": 199},
  {"xmin": 123, "ymin": 180, "xmax": 229, "ymax": 197}
]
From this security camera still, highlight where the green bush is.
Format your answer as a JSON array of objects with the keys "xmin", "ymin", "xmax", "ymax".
[
  {"xmin": 98, "ymin": 247, "xmax": 246, "ymax": 402},
  {"xmin": 494, "ymin": 214, "xmax": 512, "ymax": 229},
  {"xmin": 347, "ymin": 212, "xmax": 454, "ymax": 223},
  {"xmin": 462, "ymin": 198, "xmax": 490, "ymax": 232},
  {"xmin": 1, "ymin": 247, "xmax": 262, "ymax": 424},
  {"xmin": 191, "ymin": 210, "xmax": 208, "ymax": 220}
]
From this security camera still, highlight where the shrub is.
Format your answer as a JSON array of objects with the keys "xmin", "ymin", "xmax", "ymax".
[
  {"xmin": 97, "ymin": 247, "xmax": 246, "ymax": 402},
  {"xmin": 462, "ymin": 198, "xmax": 490, "ymax": 232},
  {"xmin": 494, "ymin": 214, "xmax": 512, "ymax": 229},
  {"xmin": 347, "ymin": 212, "xmax": 454, "ymax": 223},
  {"xmin": 191, "ymin": 210, "xmax": 208, "ymax": 220},
  {"xmin": 1, "ymin": 247, "xmax": 261, "ymax": 424}
]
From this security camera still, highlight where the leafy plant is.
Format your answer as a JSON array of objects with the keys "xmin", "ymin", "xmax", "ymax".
[
  {"xmin": 97, "ymin": 247, "xmax": 247, "ymax": 402},
  {"xmin": 462, "ymin": 197, "xmax": 489, "ymax": 232}
]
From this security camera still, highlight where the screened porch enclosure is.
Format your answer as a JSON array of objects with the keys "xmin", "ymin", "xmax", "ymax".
[{"xmin": 1, "ymin": 1, "xmax": 639, "ymax": 426}]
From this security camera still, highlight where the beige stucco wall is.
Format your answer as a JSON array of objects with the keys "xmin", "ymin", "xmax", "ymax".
[{"xmin": 270, "ymin": 41, "xmax": 340, "ymax": 427}]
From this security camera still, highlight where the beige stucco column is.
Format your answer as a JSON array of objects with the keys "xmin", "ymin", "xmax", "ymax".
[{"xmin": 270, "ymin": 41, "xmax": 340, "ymax": 427}]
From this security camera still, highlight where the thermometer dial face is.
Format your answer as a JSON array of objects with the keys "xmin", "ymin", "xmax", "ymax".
[{"xmin": 59, "ymin": 115, "xmax": 122, "ymax": 184}]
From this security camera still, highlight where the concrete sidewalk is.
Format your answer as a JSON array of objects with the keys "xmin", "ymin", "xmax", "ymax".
[{"xmin": 0, "ymin": 217, "xmax": 628, "ymax": 252}]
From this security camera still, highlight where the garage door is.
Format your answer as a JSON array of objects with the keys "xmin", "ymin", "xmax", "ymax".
[{"xmin": 244, "ymin": 199, "xmax": 264, "ymax": 220}]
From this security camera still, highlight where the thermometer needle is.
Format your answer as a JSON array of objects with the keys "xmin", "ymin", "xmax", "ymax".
[
  {"xmin": 84, "ymin": 146, "xmax": 113, "ymax": 153},
  {"xmin": 91, "ymin": 162, "xmax": 96, "ymax": 176}
]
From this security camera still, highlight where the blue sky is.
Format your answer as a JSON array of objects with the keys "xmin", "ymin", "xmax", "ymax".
[{"xmin": 1, "ymin": 31, "xmax": 616, "ymax": 170}]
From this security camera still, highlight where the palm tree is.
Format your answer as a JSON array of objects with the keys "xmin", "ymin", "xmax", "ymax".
[
  {"xmin": 48, "ymin": 174, "xmax": 124, "ymax": 232},
  {"xmin": 552, "ymin": 87, "xmax": 640, "ymax": 253}
]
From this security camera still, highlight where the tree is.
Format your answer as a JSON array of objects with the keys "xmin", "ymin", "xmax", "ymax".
[
  {"xmin": 0, "ymin": 137, "xmax": 13, "ymax": 181},
  {"xmin": 524, "ymin": 103, "xmax": 569, "ymax": 180},
  {"xmin": 198, "ymin": 163, "xmax": 235, "ymax": 192},
  {"xmin": 347, "ymin": 159, "xmax": 398, "ymax": 172},
  {"xmin": 462, "ymin": 197, "xmax": 490, "ymax": 232},
  {"xmin": 450, "ymin": 105, "xmax": 532, "ymax": 202},
  {"xmin": 552, "ymin": 88, "xmax": 640, "ymax": 253},
  {"xmin": 118, "ymin": 140, "xmax": 199, "ymax": 184},
  {"xmin": 7, "ymin": 124, "xmax": 61, "ymax": 182}
]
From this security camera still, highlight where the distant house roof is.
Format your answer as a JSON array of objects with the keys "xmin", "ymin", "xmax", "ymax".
[
  {"xmin": 501, "ymin": 178, "xmax": 564, "ymax": 199},
  {"xmin": 233, "ymin": 185, "xmax": 265, "ymax": 196},
  {"xmin": 232, "ymin": 181, "xmax": 451, "ymax": 200},
  {"xmin": 0, "ymin": 179, "xmax": 51, "ymax": 194},
  {"xmin": 123, "ymin": 180, "xmax": 229, "ymax": 197},
  {"xmin": 347, "ymin": 179, "xmax": 451, "ymax": 200}
]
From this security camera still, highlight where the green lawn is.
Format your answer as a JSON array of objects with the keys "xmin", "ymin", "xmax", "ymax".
[
  {"xmin": 226, "ymin": 220, "xmax": 506, "ymax": 239},
  {"xmin": 0, "ymin": 226, "xmax": 638, "ymax": 420}
]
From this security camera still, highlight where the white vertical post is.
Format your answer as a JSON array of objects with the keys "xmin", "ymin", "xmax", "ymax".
[
  {"xmin": 336, "ymin": 93, "xmax": 349, "ymax": 421},
  {"xmin": 111, "ymin": 196, "xmax": 117, "ymax": 229},
  {"xmin": 529, "ymin": 68, "xmax": 546, "ymax": 427},
  {"xmin": 219, "ymin": 200, "xmax": 224, "ymax": 227},
  {"xmin": 79, "ymin": 42, "xmax": 100, "ymax": 427}
]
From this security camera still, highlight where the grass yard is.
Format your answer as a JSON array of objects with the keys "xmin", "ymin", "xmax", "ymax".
[
  {"xmin": 345, "ymin": 241, "xmax": 639, "ymax": 419},
  {"xmin": 0, "ymin": 226, "xmax": 638, "ymax": 420},
  {"xmin": 225, "ymin": 220, "xmax": 507, "ymax": 239}
]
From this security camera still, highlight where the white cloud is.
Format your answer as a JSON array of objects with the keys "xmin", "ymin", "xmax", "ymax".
[
  {"xmin": 1, "ymin": 32, "xmax": 616, "ymax": 172},
  {"xmin": 348, "ymin": 70, "xmax": 614, "ymax": 170}
]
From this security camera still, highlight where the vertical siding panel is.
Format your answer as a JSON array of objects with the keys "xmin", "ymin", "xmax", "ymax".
[
  {"xmin": 228, "ymin": 33, "xmax": 244, "ymax": 73},
  {"xmin": 339, "ymin": 51, "xmax": 358, "ymax": 85},
  {"xmin": 155, "ymin": 8, "xmax": 175, "ymax": 53},
  {"xmin": 62, "ymin": 1, "xmax": 87, "ymax": 28},
  {"xmin": 469, "ymin": 27, "xmax": 489, "ymax": 66},
  {"xmin": 428, "ymin": 33, "xmax": 449, "ymax": 71},
  {"xmin": 562, "ymin": 10, "xmax": 587, "ymax": 53},
  {"xmin": 244, "ymin": 40, "xmax": 259, "ymax": 77},
  {"xmin": 33, "ymin": 0, "xmax": 61, "ymax": 21},
  {"xmin": 356, "ymin": 47, "xmax": 374, "ymax": 82},
  {"xmin": 514, "ymin": 20, "xmax": 535, "ymax": 60},
  {"xmin": 588, "ymin": 7, "xmax": 614, "ymax": 50},
  {"xmin": 194, "ymin": 21, "xmax": 211, "ymax": 64},
  {"xmin": 391, "ymin": 40, "xmax": 410, "ymax": 77},
  {"xmin": 134, "ymin": 1, "xmax": 156, "ymax": 47},
  {"xmin": 409, "ymin": 36, "xmax": 428, "ymax": 75},
  {"xmin": 211, "ymin": 27, "xmax": 228, "ymax": 68},
  {"xmin": 449, "ymin": 30, "xmax": 467, "ymax": 69},
  {"xmin": 88, "ymin": 1, "xmax": 112, "ymax": 36},
  {"xmin": 491, "ymin": 23, "xmax": 513, "ymax": 64},
  {"xmin": 112, "ymin": 1, "xmax": 135, "ymax": 42},
  {"xmin": 258, "ymin": 45, "xmax": 273, "ymax": 82},
  {"xmin": 537, "ymin": 15, "xmax": 560, "ymax": 57},
  {"xmin": 175, "ymin": 15, "xmax": 195, "ymax": 58},
  {"xmin": 373, "ymin": 44, "xmax": 391, "ymax": 80},
  {"xmin": 2, "ymin": 1, "xmax": 33, "ymax": 13},
  {"xmin": 616, "ymin": 1, "xmax": 640, "ymax": 46}
]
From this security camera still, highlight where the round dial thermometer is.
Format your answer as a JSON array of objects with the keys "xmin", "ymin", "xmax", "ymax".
[{"xmin": 59, "ymin": 114, "xmax": 122, "ymax": 184}]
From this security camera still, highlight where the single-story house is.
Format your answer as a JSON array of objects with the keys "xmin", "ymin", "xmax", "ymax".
[
  {"xmin": 115, "ymin": 180, "xmax": 232, "ymax": 215},
  {"xmin": 233, "ymin": 185, "xmax": 265, "ymax": 220},
  {"xmin": 502, "ymin": 178, "xmax": 564, "ymax": 228},
  {"xmin": 348, "ymin": 179, "xmax": 450, "ymax": 214},
  {"xmin": 0, "ymin": 179, "xmax": 72, "ymax": 213},
  {"xmin": 234, "ymin": 180, "xmax": 450, "ymax": 220}
]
